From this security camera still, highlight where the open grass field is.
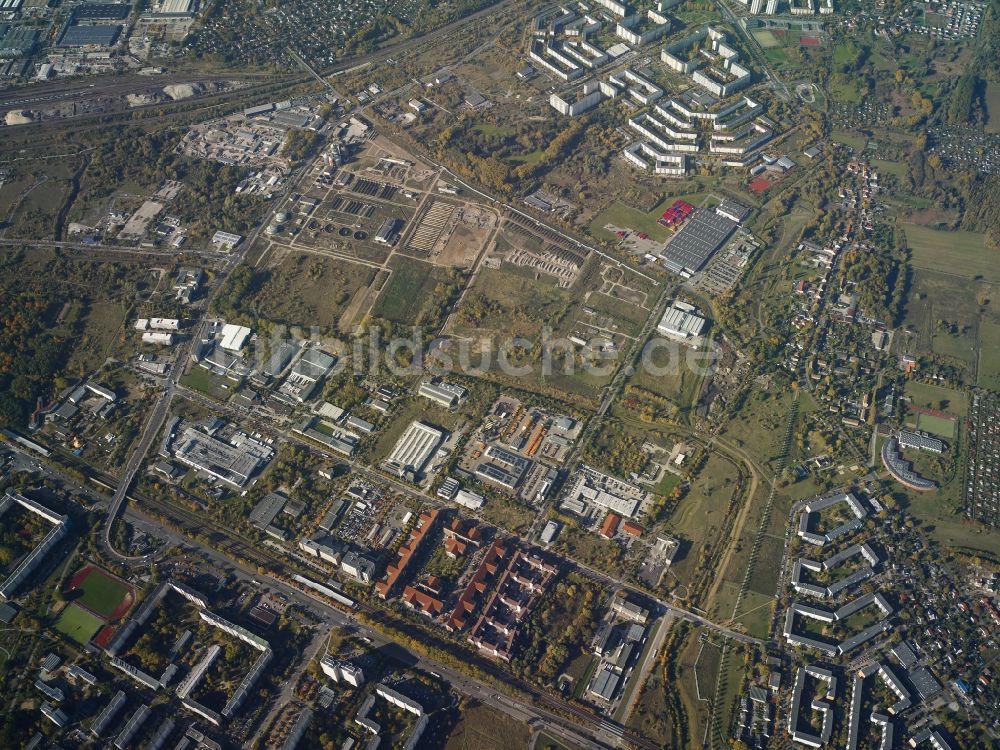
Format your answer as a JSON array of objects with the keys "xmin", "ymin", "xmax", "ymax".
[
  {"xmin": 904, "ymin": 380, "xmax": 967, "ymax": 418},
  {"xmin": 718, "ymin": 390, "xmax": 794, "ymax": 469},
  {"xmin": 829, "ymin": 79, "xmax": 863, "ymax": 103},
  {"xmin": 243, "ymin": 252, "xmax": 375, "ymax": 329},
  {"xmin": 625, "ymin": 341, "xmax": 706, "ymax": 411},
  {"xmin": 673, "ymin": 630, "xmax": 712, "ymax": 748},
  {"xmin": 64, "ymin": 564, "xmax": 133, "ymax": 619},
  {"xmin": 906, "ymin": 488, "xmax": 1000, "ymax": 558},
  {"xmin": 5, "ymin": 161, "xmax": 78, "ymax": 240},
  {"xmin": 590, "ymin": 201, "xmax": 671, "ymax": 243},
  {"xmin": 454, "ymin": 265, "xmax": 574, "ymax": 339},
  {"xmin": 584, "ymin": 291, "xmax": 650, "ymax": 337},
  {"xmin": 589, "ymin": 193, "xmax": 711, "ymax": 243},
  {"xmin": 54, "ymin": 603, "xmax": 104, "ymax": 646},
  {"xmin": 978, "ymin": 318, "xmax": 1000, "ymax": 391},
  {"xmin": 831, "ymin": 129, "xmax": 868, "ymax": 152},
  {"xmin": 372, "ymin": 255, "xmax": 451, "ymax": 324},
  {"xmin": 626, "ymin": 662, "xmax": 677, "ymax": 746},
  {"xmin": 180, "ymin": 366, "xmax": 233, "ymax": 401},
  {"xmin": 903, "ymin": 224, "xmax": 997, "ymax": 281},
  {"xmin": 932, "ymin": 330, "xmax": 977, "ymax": 367},
  {"xmin": 908, "ymin": 408, "xmax": 957, "ymax": 439},
  {"xmin": 872, "ymin": 159, "xmax": 907, "ymax": 181},
  {"xmin": 731, "ymin": 589, "xmax": 774, "ymax": 639},
  {"xmin": 444, "ymin": 702, "xmax": 531, "ymax": 750},
  {"xmin": 663, "ymin": 453, "xmax": 740, "ymax": 592},
  {"xmin": 902, "ymin": 268, "xmax": 999, "ymax": 381},
  {"xmin": 986, "ymin": 81, "xmax": 1000, "ymax": 134},
  {"xmin": 64, "ymin": 301, "xmax": 128, "ymax": 374},
  {"xmin": 751, "ymin": 28, "xmax": 780, "ymax": 48}
]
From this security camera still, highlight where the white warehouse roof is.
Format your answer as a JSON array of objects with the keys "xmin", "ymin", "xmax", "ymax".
[
  {"xmin": 657, "ymin": 304, "xmax": 706, "ymax": 339},
  {"xmin": 219, "ymin": 324, "xmax": 251, "ymax": 352}
]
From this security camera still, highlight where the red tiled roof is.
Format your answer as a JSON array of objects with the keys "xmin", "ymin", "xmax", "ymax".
[{"xmin": 600, "ymin": 512, "xmax": 620, "ymax": 539}]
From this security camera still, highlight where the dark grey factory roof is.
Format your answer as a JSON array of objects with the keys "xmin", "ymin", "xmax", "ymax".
[
  {"xmin": 661, "ymin": 208, "xmax": 736, "ymax": 275},
  {"xmin": 58, "ymin": 24, "xmax": 121, "ymax": 47}
]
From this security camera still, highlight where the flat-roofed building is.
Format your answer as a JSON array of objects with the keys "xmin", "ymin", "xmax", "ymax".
[
  {"xmin": 150, "ymin": 0, "xmax": 196, "ymax": 16},
  {"xmin": 219, "ymin": 323, "xmax": 251, "ymax": 352},
  {"xmin": 660, "ymin": 208, "xmax": 737, "ymax": 276},
  {"xmin": 173, "ymin": 427, "xmax": 273, "ymax": 488},
  {"xmin": 899, "ymin": 430, "xmax": 945, "ymax": 454},
  {"xmin": 383, "ymin": 421, "xmax": 443, "ymax": 479},
  {"xmin": 657, "ymin": 301, "xmax": 706, "ymax": 340},
  {"xmin": 418, "ymin": 380, "xmax": 468, "ymax": 408},
  {"xmin": 0, "ymin": 491, "xmax": 70, "ymax": 601},
  {"xmin": 212, "ymin": 230, "xmax": 242, "ymax": 250},
  {"xmin": 57, "ymin": 24, "xmax": 121, "ymax": 48},
  {"xmin": 373, "ymin": 217, "xmax": 401, "ymax": 246}
]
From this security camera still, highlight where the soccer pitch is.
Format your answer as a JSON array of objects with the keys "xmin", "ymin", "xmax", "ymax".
[
  {"xmin": 69, "ymin": 566, "xmax": 132, "ymax": 618},
  {"xmin": 54, "ymin": 604, "xmax": 103, "ymax": 646}
]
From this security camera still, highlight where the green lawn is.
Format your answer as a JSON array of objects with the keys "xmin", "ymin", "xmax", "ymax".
[
  {"xmin": 903, "ymin": 224, "xmax": 998, "ymax": 281},
  {"xmin": 904, "ymin": 380, "xmax": 967, "ymax": 418},
  {"xmin": 986, "ymin": 80, "xmax": 1000, "ymax": 134},
  {"xmin": 912, "ymin": 410, "xmax": 957, "ymax": 439},
  {"xmin": 54, "ymin": 604, "xmax": 104, "ymax": 646},
  {"xmin": 372, "ymin": 255, "xmax": 449, "ymax": 324},
  {"xmin": 72, "ymin": 568, "xmax": 131, "ymax": 617},
  {"xmin": 180, "ymin": 367, "xmax": 233, "ymax": 401},
  {"xmin": 831, "ymin": 129, "xmax": 868, "ymax": 151},
  {"xmin": 977, "ymin": 318, "xmax": 1000, "ymax": 391},
  {"xmin": 590, "ymin": 202, "xmax": 671, "ymax": 243},
  {"xmin": 589, "ymin": 194, "xmax": 712, "ymax": 244},
  {"xmin": 872, "ymin": 159, "xmax": 907, "ymax": 180},
  {"xmin": 751, "ymin": 29, "xmax": 780, "ymax": 48}
]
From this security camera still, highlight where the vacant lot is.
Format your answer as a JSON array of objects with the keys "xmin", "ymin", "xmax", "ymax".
[
  {"xmin": 454, "ymin": 266, "xmax": 575, "ymax": 339},
  {"xmin": 663, "ymin": 453, "xmax": 740, "ymax": 593},
  {"xmin": 245, "ymin": 252, "xmax": 375, "ymax": 329},
  {"xmin": 987, "ymin": 80, "xmax": 1000, "ymax": 134},
  {"xmin": 65, "ymin": 300, "xmax": 128, "ymax": 375},
  {"xmin": 444, "ymin": 702, "xmax": 531, "ymax": 750},
  {"xmin": 903, "ymin": 224, "xmax": 997, "ymax": 281},
  {"xmin": 372, "ymin": 255, "xmax": 457, "ymax": 327},
  {"xmin": 180, "ymin": 367, "xmax": 233, "ymax": 401}
]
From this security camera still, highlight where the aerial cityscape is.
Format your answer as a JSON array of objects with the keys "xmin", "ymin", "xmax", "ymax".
[{"xmin": 0, "ymin": 0, "xmax": 998, "ymax": 748}]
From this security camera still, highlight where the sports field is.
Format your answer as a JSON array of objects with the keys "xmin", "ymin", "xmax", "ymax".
[
  {"xmin": 54, "ymin": 604, "xmax": 104, "ymax": 646},
  {"xmin": 64, "ymin": 564, "xmax": 134, "ymax": 620},
  {"xmin": 751, "ymin": 29, "xmax": 780, "ymax": 48},
  {"xmin": 909, "ymin": 407, "xmax": 957, "ymax": 439},
  {"xmin": 903, "ymin": 224, "xmax": 997, "ymax": 282}
]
